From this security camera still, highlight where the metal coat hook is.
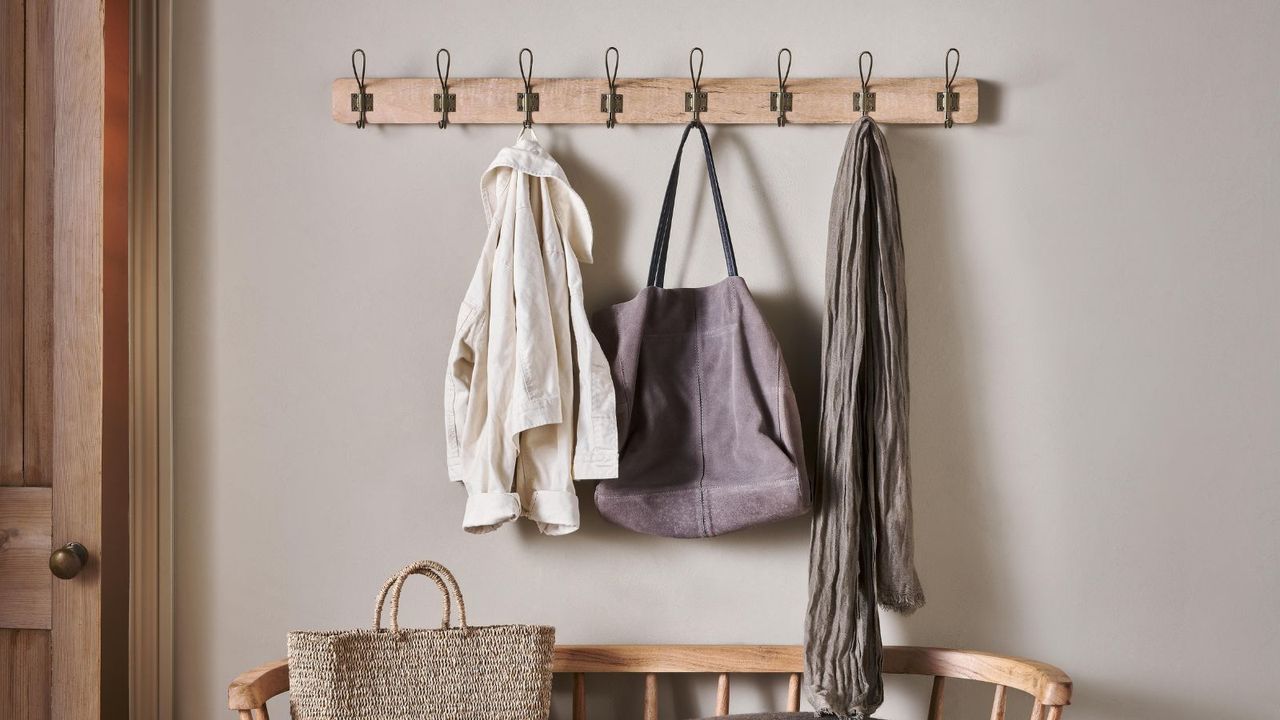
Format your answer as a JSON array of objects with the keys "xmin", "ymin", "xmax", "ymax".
[
  {"xmin": 938, "ymin": 48, "xmax": 960, "ymax": 128},
  {"xmin": 602, "ymin": 47, "xmax": 622, "ymax": 128},
  {"xmin": 435, "ymin": 49, "xmax": 456, "ymax": 129},
  {"xmin": 771, "ymin": 48, "xmax": 793, "ymax": 127},
  {"xmin": 517, "ymin": 48, "xmax": 538, "ymax": 128},
  {"xmin": 685, "ymin": 47, "xmax": 707, "ymax": 120},
  {"xmin": 855, "ymin": 51, "xmax": 875, "ymax": 116},
  {"xmin": 350, "ymin": 49, "xmax": 372, "ymax": 128}
]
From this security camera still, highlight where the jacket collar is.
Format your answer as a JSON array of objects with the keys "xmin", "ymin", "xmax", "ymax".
[
  {"xmin": 484, "ymin": 129, "xmax": 568, "ymax": 184},
  {"xmin": 478, "ymin": 131, "xmax": 595, "ymax": 264}
]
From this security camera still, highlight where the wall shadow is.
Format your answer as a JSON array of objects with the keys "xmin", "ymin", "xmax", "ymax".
[
  {"xmin": 975, "ymin": 80, "xmax": 1004, "ymax": 126},
  {"xmin": 883, "ymin": 124, "xmax": 1017, "ymax": 688},
  {"xmin": 551, "ymin": 130, "xmax": 640, "ymax": 310}
]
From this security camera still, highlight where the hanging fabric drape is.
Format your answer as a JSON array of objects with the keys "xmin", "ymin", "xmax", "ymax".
[{"xmin": 804, "ymin": 116, "xmax": 926, "ymax": 719}]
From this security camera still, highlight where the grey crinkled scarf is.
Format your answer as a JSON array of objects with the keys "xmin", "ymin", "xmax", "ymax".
[{"xmin": 804, "ymin": 116, "xmax": 925, "ymax": 719}]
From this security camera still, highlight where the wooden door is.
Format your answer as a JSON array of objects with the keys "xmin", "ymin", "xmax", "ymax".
[{"xmin": 0, "ymin": 0, "xmax": 130, "ymax": 717}]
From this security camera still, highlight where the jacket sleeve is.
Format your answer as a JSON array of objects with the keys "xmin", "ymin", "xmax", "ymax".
[
  {"xmin": 445, "ymin": 176, "xmax": 504, "ymax": 486},
  {"xmin": 444, "ymin": 301, "xmax": 482, "ymax": 483},
  {"xmin": 453, "ymin": 176, "xmax": 523, "ymax": 533}
]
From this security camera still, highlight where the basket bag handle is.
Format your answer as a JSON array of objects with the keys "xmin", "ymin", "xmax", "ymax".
[
  {"xmin": 372, "ymin": 560, "xmax": 469, "ymax": 636},
  {"xmin": 646, "ymin": 120, "xmax": 738, "ymax": 288}
]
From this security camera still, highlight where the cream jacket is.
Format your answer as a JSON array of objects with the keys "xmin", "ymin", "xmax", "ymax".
[{"xmin": 445, "ymin": 131, "xmax": 618, "ymax": 535}]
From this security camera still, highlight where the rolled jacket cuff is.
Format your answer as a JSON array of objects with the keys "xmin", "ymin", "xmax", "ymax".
[
  {"xmin": 527, "ymin": 490, "xmax": 580, "ymax": 536},
  {"xmin": 462, "ymin": 492, "xmax": 522, "ymax": 534}
]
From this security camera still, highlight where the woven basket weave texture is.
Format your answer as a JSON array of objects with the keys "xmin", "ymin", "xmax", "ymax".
[{"xmin": 287, "ymin": 560, "xmax": 555, "ymax": 720}]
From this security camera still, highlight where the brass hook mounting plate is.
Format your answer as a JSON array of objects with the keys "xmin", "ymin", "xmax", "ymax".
[
  {"xmin": 600, "ymin": 93, "xmax": 624, "ymax": 113},
  {"xmin": 685, "ymin": 91, "xmax": 708, "ymax": 113},
  {"xmin": 434, "ymin": 93, "xmax": 457, "ymax": 112},
  {"xmin": 517, "ymin": 92, "xmax": 540, "ymax": 112},
  {"xmin": 936, "ymin": 91, "xmax": 959, "ymax": 111},
  {"xmin": 854, "ymin": 92, "xmax": 875, "ymax": 113},
  {"xmin": 770, "ymin": 91, "xmax": 793, "ymax": 112},
  {"xmin": 350, "ymin": 92, "xmax": 373, "ymax": 112}
]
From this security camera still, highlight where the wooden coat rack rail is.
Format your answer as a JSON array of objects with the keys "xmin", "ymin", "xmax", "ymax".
[
  {"xmin": 333, "ymin": 48, "xmax": 977, "ymax": 127},
  {"xmin": 330, "ymin": 76, "xmax": 979, "ymax": 126}
]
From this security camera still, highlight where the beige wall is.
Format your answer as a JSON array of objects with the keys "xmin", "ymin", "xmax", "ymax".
[{"xmin": 172, "ymin": 1, "xmax": 1280, "ymax": 718}]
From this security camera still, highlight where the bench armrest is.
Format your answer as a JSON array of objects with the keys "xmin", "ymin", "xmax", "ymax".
[{"xmin": 228, "ymin": 658, "xmax": 288, "ymax": 711}]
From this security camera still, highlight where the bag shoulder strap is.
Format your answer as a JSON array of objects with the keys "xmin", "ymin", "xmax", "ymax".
[{"xmin": 646, "ymin": 121, "xmax": 738, "ymax": 288}]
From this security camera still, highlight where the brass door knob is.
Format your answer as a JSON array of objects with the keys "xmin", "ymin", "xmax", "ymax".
[{"xmin": 49, "ymin": 542, "xmax": 88, "ymax": 580}]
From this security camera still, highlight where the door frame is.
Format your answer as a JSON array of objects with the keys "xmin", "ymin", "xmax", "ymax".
[{"xmin": 128, "ymin": 0, "xmax": 173, "ymax": 718}]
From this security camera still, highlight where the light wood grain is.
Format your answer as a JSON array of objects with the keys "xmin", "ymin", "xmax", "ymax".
[
  {"xmin": 3, "ymin": 4, "xmax": 53, "ymax": 719},
  {"xmin": 50, "ymin": 0, "xmax": 108, "ymax": 717},
  {"xmin": 228, "ymin": 658, "xmax": 291, "ymax": 710},
  {"xmin": 0, "ymin": 629, "xmax": 51, "ymax": 720},
  {"xmin": 715, "ymin": 672, "xmax": 730, "ymax": 715},
  {"xmin": 643, "ymin": 673, "xmax": 657, "ymax": 720},
  {"xmin": 330, "ymin": 76, "xmax": 979, "ymax": 125},
  {"xmin": 991, "ymin": 684, "xmax": 1007, "ymax": 720},
  {"xmin": 0, "ymin": 0, "xmax": 21, "ymax": 489},
  {"xmin": 229, "ymin": 646, "xmax": 1072, "ymax": 716},
  {"xmin": 3, "ymin": 1, "xmax": 126, "ymax": 717},
  {"xmin": 786, "ymin": 673, "xmax": 801, "ymax": 712},
  {"xmin": 883, "ymin": 646, "xmax": 1073, "ymax": 707},
  {"xmin": 0, "ymin": 487, "xmax": 52, "ymax": 628},
  {"xmin": 24, "ymin": 0, "xmax": 54, "ymax": 491},
  {"xmin": 552, "ymin": 644, "xmax": 804, "ymax": 673}
]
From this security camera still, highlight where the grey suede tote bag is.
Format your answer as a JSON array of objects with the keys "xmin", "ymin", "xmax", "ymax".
[{"xmin": 590, "ymin": 121, "xmax": 810, "ymax": 538}]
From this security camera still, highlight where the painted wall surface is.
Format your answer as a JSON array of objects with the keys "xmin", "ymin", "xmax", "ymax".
[{"xmin": 172, "ymin": 1, "xmax": 1280, "ymax": 718}]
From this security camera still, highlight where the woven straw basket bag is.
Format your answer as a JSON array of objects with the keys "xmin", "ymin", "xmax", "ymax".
[{"xmin": 287, "ymin": 560, "xmax": 556, "ymax": 720}]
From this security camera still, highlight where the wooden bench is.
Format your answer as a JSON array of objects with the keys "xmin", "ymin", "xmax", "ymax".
[{"xmin": 228, "ymin": 644, "xmax": 1072, "ymax": 720}]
